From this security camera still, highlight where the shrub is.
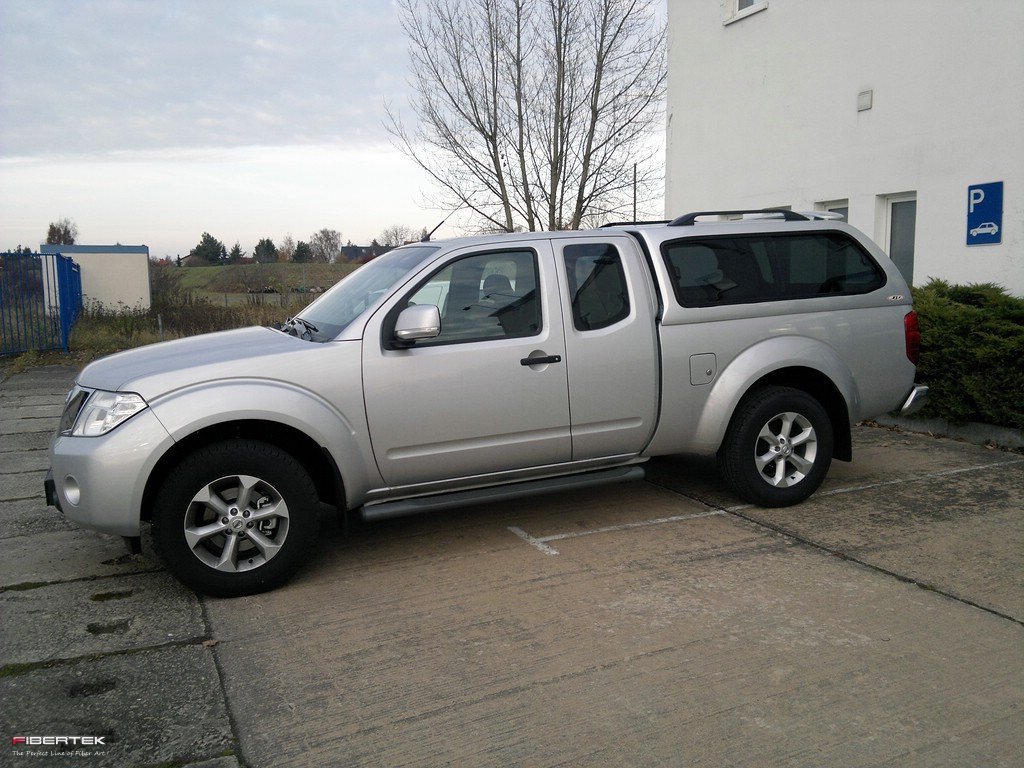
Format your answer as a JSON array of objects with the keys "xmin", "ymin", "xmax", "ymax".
[
  {"xmin": 913, "ymin": 279, "xmax": 1024, "ymax": 429},
  {"xmin": 150, "ymin": 262, "xmax": 190, "ymax": 309}
]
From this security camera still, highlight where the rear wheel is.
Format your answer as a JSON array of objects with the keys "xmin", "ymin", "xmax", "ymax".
[
  {"xmin": 718, "ymin": 386, "xmax": 834, "ymax": 507},
  {"xmin": 152, "ymin": 440, "xmax": 320, "ymax": 597}
]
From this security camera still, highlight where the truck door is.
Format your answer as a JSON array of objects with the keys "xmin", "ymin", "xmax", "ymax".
[
  {"xmin": 555, "ymin": 237, "xmax": 660, "ymax": 459},
  {"xmin": 362, "ymin": 241, "xmax": 571, "ymax": 486}
]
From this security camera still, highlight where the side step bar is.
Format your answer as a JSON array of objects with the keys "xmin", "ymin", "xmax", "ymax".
[{"xmin": 360, "ymin": 465, "xmax": 646, "ymax": 523}]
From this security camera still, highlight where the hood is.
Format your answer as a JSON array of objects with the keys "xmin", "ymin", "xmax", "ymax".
[{"xmin": 77, "ymin": 326, "xmax": 328, "ymax": 397}]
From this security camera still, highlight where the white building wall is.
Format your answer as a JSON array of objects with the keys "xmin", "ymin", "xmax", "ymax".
[
  {"xmin": 666, "ymin": 0, "xmax": 1024, "ymax": 295},
  {"xmin": 40, "ymin": 246, "xmax": 151, "ymax": 309},
  {"xmin": 76, "ymin": 251, "xmax": 151, "ymax": 309}
]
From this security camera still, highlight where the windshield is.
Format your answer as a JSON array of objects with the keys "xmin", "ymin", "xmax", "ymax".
[{"xmin": 289, "ymin": 245, "xmax": 439, "ymax": 341}]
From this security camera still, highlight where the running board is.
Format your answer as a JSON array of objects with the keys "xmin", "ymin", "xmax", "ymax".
[{"xmin": 359, "ymin": 465, "xmax": 646, "ymax": 522}]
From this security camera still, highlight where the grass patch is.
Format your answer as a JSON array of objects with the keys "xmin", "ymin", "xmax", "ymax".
[
  {"xmin": 0, "ymin": 581, "xmax": 51, "ymax": 592},
  {"xmin": 6, "ymin": 350, "xmax": 41, "ymax": 374},
  {"xmin": 177, "ymin": 261, "xmax": 357, "ymax": 293}
]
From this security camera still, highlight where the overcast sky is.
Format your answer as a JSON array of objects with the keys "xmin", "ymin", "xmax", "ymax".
[{"xmin": 0, "ymin": 0, "xmax": 440, "ymax": 257}]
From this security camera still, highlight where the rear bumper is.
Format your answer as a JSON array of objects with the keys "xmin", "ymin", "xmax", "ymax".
[{"xmin": 899, "ymin": 384, "xmax": 929, "ymax": 416}]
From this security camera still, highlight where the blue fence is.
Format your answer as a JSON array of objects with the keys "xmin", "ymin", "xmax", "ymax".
[{"xmin": 0, "ymin": 252, "xmax": 83, "ymax": 356}]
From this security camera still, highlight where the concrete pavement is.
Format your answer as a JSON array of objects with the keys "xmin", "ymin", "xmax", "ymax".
[{"xmin": 1, "ymin": 364, "xmax": 1021, "ymax": 767}]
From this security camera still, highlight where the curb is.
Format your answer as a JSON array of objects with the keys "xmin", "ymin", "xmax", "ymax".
[{"xmin": 874, "ymin": 414, "xmax": 1024, "ymax": 451}]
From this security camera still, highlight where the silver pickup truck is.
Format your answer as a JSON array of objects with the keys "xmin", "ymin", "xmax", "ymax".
[{"xmin": 46, "ymin": 210, "xmax": 927, "ymax": 596}]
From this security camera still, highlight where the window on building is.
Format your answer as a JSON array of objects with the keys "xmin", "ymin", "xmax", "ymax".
[
  {"xmin": 726, "ymin": 0, "xmax": 768, "ymax": 24},
  {"xmin": 884, "ymin": 195, "xmax": 917, "ymax": 285},
  {"xmin": 818, "ymin": 199, "xmax": 850, "ymax": 221}
]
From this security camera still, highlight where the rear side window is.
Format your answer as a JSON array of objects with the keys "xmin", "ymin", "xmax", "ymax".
[
  {"xmin": 661, "ymin": 232, "xmax": 886, "ymax": 307},
  {"xmin": 563, "ymin": 243, "xmax": 630, "ymax": 331}
]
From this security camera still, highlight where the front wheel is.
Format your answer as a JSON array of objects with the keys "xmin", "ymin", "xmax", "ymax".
[
  {"xmin": 718, "ymin": 386, "xmax": 834, "ymax": 507},
  {"xmin": 152, "ymin": 440, "xmax": 320, "ymax": 597}
]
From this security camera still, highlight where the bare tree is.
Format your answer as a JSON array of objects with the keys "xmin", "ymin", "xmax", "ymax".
[
  {"xmin": 46, "ymin": 216, "xmax": 79, "ymax": 245},
  {"xmin": 378, "ymin": 224, "xmax": 416, "ymax": 250},
  {"xmin": 388, "ymin": 0, "xmax": 665, "ymax": 232},
  {"xmin": 278, "ymin": 234, "xmax": 296, "ymax": 263},
  {"xmin": 309, "ymin": 228, "xmax": 342, "ymax": 263}
]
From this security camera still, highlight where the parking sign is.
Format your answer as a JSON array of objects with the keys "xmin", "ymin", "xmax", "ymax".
[{"xmin": 966, "ymin": 181, "xmax": 1003, "ymax": 246}]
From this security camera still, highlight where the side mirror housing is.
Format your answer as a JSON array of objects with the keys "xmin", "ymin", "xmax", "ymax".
[{"xmin": 393, "ymin": 304, "xmax": 441, "ymax": 345}]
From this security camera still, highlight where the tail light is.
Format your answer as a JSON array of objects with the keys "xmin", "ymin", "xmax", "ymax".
[{"xmin": 904, "ymin": 310, "xmax": 921, "ymax": 365}]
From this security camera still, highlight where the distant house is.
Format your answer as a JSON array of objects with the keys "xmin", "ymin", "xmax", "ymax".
[{"xmin": 39, "ymin": 244, "xmax": 151, "ymax": 309}]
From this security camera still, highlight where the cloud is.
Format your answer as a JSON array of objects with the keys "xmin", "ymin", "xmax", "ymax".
[
  {"xmin": 0, "ymin": 143, "xmax": 438, "ymax": 253},
  {"xmin": 0, "ymin": 0, "xmax": 411, "ymax": 156}
]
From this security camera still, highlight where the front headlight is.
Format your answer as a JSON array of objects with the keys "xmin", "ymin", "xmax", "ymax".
[{"xmin": 70, "ymin": 390, "xmax": 149, "ymax": 437}]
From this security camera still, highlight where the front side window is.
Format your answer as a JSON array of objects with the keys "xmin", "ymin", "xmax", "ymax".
[
  {"xmin": 563, "ymin": 243, "xmax": 630, "ymax": 331},
  {"xmin": 402, "ymin": 249, "xmax": 540, "ymax": 345},
  {"xmin": 662, "ymin": 233, "xmax": 886, "ymax": 308}
]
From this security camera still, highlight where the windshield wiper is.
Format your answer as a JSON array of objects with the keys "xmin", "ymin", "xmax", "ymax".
[{"xmin": 283, "ymin": 316, "xmax": 320, "ymax": 340}]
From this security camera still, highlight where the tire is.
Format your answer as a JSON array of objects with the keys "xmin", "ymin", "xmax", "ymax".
[
  {"xmin": 717, "ymin": 386, "xmax": 834, "ymax": 508},
  {"xmin": 152, "ymin": 440, "xmax": 320, "ymax": 597}
]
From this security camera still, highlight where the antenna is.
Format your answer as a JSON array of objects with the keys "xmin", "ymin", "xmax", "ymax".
[{"xmin": 422, "ymin": 208, "xmax": 460, "ymax": 242}]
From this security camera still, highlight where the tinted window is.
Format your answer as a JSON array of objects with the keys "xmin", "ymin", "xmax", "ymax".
[
  {"xmin": 404, "ymin": 249, "xmax": 540, "ymax": 344},
  {"xmin": 563, "ymin": 243, "xmax": 631, "ymax": 331},
  {"xmin": 661, "ymin": 232, "xmax": 885, "ymax": 307}
]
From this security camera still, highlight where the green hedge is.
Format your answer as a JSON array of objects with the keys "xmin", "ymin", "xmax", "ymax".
[{"xmin": 913, "ymin": 280, "xmax": 1024, "ymax": 430}]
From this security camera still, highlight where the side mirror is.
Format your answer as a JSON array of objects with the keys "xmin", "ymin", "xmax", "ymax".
[{"xmin": 394, "ymin": 304, "xmax": 441, "ymax": 343}]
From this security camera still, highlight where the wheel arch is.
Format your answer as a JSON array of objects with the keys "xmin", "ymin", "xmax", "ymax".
[
  {"xmin": 733, "ymin": 367, "xmax": 852, "ymax": 462},
  {"xmin": 689, "ymin": 336, "xmax": 857, "ymax": 462},
  {"xmin": 141, "ymin": 420, "xmax": 345, "ymax": 523}
]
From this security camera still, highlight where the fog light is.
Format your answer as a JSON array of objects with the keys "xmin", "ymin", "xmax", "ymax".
[{"xmin": 64, "ymin": 475, "xmax": 81, "ymax": 506}]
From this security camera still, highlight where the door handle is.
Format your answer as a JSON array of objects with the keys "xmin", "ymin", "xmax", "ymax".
[{"xmin": 520, "ymin": 354, "xmax": 562, "ymax": 366}]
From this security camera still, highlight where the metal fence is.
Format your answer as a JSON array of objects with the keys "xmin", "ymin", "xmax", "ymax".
[{"xmin": 0, "ymin": 252, "xmax": 82, "ymax": 356}]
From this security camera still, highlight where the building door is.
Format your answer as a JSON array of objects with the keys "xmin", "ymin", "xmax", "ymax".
[{"xmin": 886, "ymin": 194, "xmax": 917, "ymax": 285}]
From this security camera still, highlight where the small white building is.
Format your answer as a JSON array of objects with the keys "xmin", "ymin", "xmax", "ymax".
[
  {"xmin": 39, "ymin": 244, "xmax": 151, "ymax": 309},
  {"xmin": 665, "ymin": 0, "xmax": 1023, "ymax": 295}
]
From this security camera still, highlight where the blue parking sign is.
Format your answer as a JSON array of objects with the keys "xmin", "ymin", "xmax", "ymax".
[{"xmin": 966, "ymin": 181, "xmax": 1003, "ymax": 246}]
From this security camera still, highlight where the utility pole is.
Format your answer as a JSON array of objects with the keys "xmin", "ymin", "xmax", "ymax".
[{"xmin": 633, "ymin": 163, "xmax": 637, "ymax": 221}]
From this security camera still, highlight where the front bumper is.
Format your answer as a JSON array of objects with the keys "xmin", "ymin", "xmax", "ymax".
[
  {"xmin": 899, "ymin": 384, "xmax": 929, "ymax": 416},
  {"xmin": 44, "ymin": 469, "xmax": 62, "ymax": 511},
  {"xmin": 47, "ymin": 408, "xmax": 175, "ymax": 537}
]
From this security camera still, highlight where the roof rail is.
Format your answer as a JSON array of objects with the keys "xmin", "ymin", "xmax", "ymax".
[
  {"xmin": 599, "ymin": 219, "xmax": 671, "ymax": 228},
  {"xmin": 667, "ymin": 209, "xmax": 810, "ymax": 226}
]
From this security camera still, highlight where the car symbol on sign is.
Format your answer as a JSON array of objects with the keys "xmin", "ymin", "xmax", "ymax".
[{"xmin": 969, "ymin": 222, "xmax": 999, "ymax": 237}]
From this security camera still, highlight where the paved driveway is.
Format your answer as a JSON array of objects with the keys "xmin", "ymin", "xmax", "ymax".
[{"xmin": 1, "ymin": 365, "xmax": 1021, "ymax": 767}]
